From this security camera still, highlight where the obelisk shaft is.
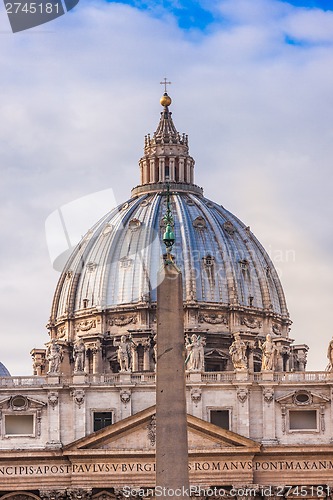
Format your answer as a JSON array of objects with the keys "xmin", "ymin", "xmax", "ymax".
[{"xmin": 156, "ymin": 263, "xmax": 189, "ymax": 498}]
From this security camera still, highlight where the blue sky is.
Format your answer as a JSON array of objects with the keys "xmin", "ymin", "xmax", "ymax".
[{"xmin": 106, "ymin": 0, "xmax": 333, "ymax": 30}]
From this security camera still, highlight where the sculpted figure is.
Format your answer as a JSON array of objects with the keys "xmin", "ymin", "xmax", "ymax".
[
  {"xmin": 259, "ymin": 333, "xmax": 277, "ymax": 371},
  {"xmin": 327, "ymin": 337, "xmax": 333, "ymax": 371},
  {"xmin": 73, "ymin": 339, "xmax": 85, "ymax": 372},
  {"xmin": 47, "ymin": 340, "xmax": 62, "ymax": 374},
  {"xmin": 185, "ymin": 334, "xmax": 204, "ymax": 372},
  {"xmin": 113, "ymin": 335, "xmax": 131, "ymax": 372},
  {"xmin": 229, "ymin": 333, "xmax": 247, "ymax": 370}
]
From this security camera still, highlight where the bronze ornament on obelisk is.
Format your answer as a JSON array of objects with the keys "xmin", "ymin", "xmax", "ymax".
[{"xmin": 155, "ymin": 181, "xmax": 190, "ymax": 498}]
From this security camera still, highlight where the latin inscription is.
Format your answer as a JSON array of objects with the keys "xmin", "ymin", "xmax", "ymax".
[{"xmin": 0, "ymin": 460, "xmax": 333, "ymax": 477}]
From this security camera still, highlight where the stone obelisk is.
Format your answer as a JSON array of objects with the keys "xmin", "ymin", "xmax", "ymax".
[{"xmin": 155, "ymin": 183, "xmax": 189, "ymax": 497}]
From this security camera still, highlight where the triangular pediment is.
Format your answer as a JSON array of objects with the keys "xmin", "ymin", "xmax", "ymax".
[
  {"xmin": 276, "ymin": 389, "xmax": 330, "ymax": 405},
  {"xmin": 64, "ymin": 406, "xmax": 260, "ymax": 454}
]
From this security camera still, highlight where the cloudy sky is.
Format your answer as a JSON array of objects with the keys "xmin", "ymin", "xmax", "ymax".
[{"xmin": 0, "ymin": 0, "xmax": 333, "ymax": 374}]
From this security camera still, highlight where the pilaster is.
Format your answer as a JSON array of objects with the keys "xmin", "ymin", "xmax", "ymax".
[
  {"xmin": 236, "ymin": 383, "xmax": 250, "ymax": 437},
  {"xmin": 46, "ymin": 390, "xmax": 61, "ymax": 446},
  {"xmin": 261, "ymin": 386, "xmax": 278, "ymax": 444},
  {"xmin": 71, "ymin": 388, "xmax": 86, "ymax": 440}
]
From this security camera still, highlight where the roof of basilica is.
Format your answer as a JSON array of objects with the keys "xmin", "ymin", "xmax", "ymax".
[{"xmin": 50, "ymin": 93, "xmax": 289, "ymax": 324}]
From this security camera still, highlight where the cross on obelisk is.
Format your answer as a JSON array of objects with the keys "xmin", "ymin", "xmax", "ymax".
[{"xmin": 160, "ymin": 77, "xmax": 172, "ymax": 93}]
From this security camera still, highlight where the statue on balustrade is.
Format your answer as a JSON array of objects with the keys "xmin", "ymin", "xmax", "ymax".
[
  {"xmin": 185, "ymin": 334, "xmax": 205, "ymax": 372},
  {"xmin": 326, "ymin": 336, "xmax": 333, "ymax": 371},
  {"xmin": 113, "ymin": 335, "xmax": 131, "ymax": 372},
  {"xmin": 229, "ymin": 332, "xmax": 247, "ymax": 370},
  {"xmin": 259, "ymin": 333, "xmax": 277, "ymax": 371},
  {"xmin": 73, "ymin": 339, "xmax": 85, "ymax": 373},
  {"xmin": 46, "ymin": 339, "xmax": 62, "ymax": 374}
]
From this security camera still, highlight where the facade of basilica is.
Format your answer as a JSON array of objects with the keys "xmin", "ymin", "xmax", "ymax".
[{"xmin": 0, "ymin": 92, "xmax": 333, "ymax": 499}]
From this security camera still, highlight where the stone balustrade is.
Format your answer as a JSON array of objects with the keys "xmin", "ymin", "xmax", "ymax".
[{"xmin": 0, "ymin": 371, "xmax": 332, "ymax": 388}]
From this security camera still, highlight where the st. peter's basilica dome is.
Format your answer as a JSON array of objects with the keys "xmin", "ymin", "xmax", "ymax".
[{"xmin": 45, "ymin": 92, "xmax": 295, "ymax": 375}]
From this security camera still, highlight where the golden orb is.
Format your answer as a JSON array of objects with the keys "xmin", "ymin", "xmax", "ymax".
[{"xmin": 160, "ymin": 93, "xmax": 172, "ymax": 107}]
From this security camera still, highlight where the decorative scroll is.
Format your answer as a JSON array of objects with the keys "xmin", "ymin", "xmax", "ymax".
[
  {"xmin": 120, "ymin": 390, "xmax": 131, "ymax": 405},
  {"xmin": 71, "ymin": 389, "xmax": 85, "ymax": 409},
  {"xmin": 57, "ymin": 326, "xmax": 67, "ymax": 339},
  {"xmin": 237, "ymin": 387, "xmax": 248, "ymax": 405},
  {"xmin": 67, "ymin": 490, "xmax": 92, "ymax": 500},
  {"xmin": 109, "ymin": 315, "xmax": 137, "ymax": 327},
  {"xmin": 263, "ymin": 388, "xmax": 274, "ymax": 405},
  {"xmin": 40, "ymin": 492, "xmax": 67, "ymax": 500},
  {"xmin": 272, "ymin": 323, "xmax": 282, "ymax": 335},
  {"xmin": 77, "ymin": 320, "xmax": 96, "ymax": 332},
  {"xmin": 199, "ymin": 313, "xmax": 228, "ymax": 325},
  {"xmin": 241, "ymin": 317, "xmax": 262, "ymax": 329},
  {"xmin": 281, "ymin": 405, "xmax": 286, "ymax": 434},
  {"xmin": 191, "ymin": 388, "xmax": 202, "ymax": 405},
  {"xmin": 48, "ymin": 392, "xmax": 59, "ymax": 410}
]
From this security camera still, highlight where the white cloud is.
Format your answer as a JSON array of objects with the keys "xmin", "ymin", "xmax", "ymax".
[
  {"xmin": 0, "ymin": 0, "xmax": 333, "ymax": 374},
  {"xmin": 283, "ymin": 8, "xmax": 333, "ymax": 42}
]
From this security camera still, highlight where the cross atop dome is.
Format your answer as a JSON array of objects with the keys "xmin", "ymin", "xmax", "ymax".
[
  {"xmin": 131, "ymin": 86, "xmax": 203, "ymax": 197},
  {"xmin": 160, "ymin": 77, "xmax": 172, "ymax": 93},
  {"xmin": 160, "ymin": 77, "xmax": 172, "ymax": 107}
]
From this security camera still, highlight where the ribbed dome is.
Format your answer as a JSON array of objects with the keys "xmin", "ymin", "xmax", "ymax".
[
  {"xmin": 49, "ymin": 92, "xmax": 291, "ymax": 359},
  {"xmin": 0, "ymin": 362, "xmax": 11, "ymax": 377},
  {"xmin": 52, "ymin": 191, "xmax": 288, "ymax": 318}
]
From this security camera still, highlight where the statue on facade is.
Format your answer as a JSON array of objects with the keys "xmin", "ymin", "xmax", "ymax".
[
  {"xmin": 46, "ymin": 340, "xmax": 62, "ymax": 374},
  {"xmin": 259, "ymin": 333, "xmax": 277, "ymax": 371},
  {"xmin": 326, "ymin": 336, "xmax": 333, "ymax": 370},
  {"xmin": 73, "ymin": 339, "xmax": 85, "ymax": 372},
  {"xmin": 113, "ymin": 335, "xmax": 131, "ymax": 372},
  {"xmin": 185, "ymin": 334, "xmax": 205, "ymax": 372},
  {"xmin": 229, "ymin": 333, "xmax": 247, "ymax": 370}
]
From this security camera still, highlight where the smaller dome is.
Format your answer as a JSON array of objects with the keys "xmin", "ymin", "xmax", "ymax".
[
  {"xmin": 0, "ymin": 361, "xmax": 11, "ymax": 377},
  {"xmin": 160, "ymin": 92, "xmax": 172, "ymax": 107}
]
